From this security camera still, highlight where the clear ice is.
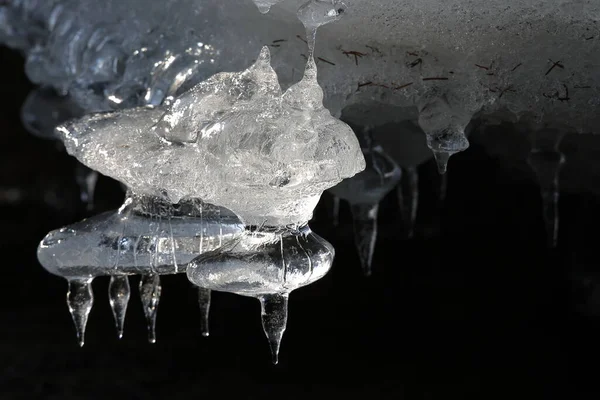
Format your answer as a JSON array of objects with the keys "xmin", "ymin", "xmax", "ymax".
[
  {"xmin": 186, "ymin": 0, "xmax": 360, "ymax": 363},
  {"xmin": 397, "ymin": 166, "xmax": 419, "ymax": 239},
  {"xmin": 56, "ymin": 45, "xmax": 363, "ymax": 227},
  {"xmin": 417, "ymin": 94, "xmax": 470, "ymax": 174},
  {"xmin": 527, "ymin": 130, "xmax": 566, "ymax": 248},
  {"xmin": 39, "ymin": 0, "xmax": 363, "ymax": 360},
  {"xmin": 329, "ymin": 128, "xmax": 401, "ymax": 275},
  {"xmin": 38, "ymin": 192, "xmax": 245, "ymax": 343},
  {"xmin": 187, "ymin": 224, "xmax": 335, "ymax": 364},
  {"xmin": 5, "ymin": 0, "xmax": 599, "ymax": 364}
]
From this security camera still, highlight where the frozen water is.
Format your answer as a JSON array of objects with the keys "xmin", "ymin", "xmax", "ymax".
[
  {"xmin": 139, "ymin": 273, "xmax": 161, "ymax": 344},
  {"xmin": 66, "ymin": 277, "xmax": 94, "ymax": 347},
  {"xmin": 329, "ymin": 131, "xmax": 401, "ymax": 275},
  {"xmin": 417, "ymin": 93, "xmax": 470, "ymax": 174},
  {"xmin": 197, "ymin": 287, "xmax": 211, "ymax": 337},
  {"xmin": 38, "ymin": 193, "xmax": 244, "ymax": 278},
  {"xmin": 253, "ymin": 0, "xmax": 284, "ymax": 14},
  {"xmin": 185, "ymin": 6, "xmax": 352, "ymax": 362},
  {"xmin": 397, "ymin": 165, "xmax": 419, "ymax": 239},
  {"xmin": 187, "ymin": 224, "xmax": 334, "ymax": 363},
  {"xmin": 56, "ymin": 46, "xmax": 365, "ymax": 226},
  {"xmin": 527, "ymin": 130, "xmax": 566, "ymax": 248},
  {"xmin": 38, "ymin": 192, "xmax": 244, "ymax": 343},
  {"xmin": 108, "ymin": 275, "xmax": 130, "ymax": 339}
]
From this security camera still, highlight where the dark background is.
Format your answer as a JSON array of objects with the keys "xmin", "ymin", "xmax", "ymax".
[{"xmin": 1, "ymin": 45, "xmax": 600, "ymax": 399}]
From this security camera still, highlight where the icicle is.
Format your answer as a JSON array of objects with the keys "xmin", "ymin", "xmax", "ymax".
[
  {"xmin": 75, "ymin": 164, "xmax": 99, "ymax": 211},
  {"xmin": 527, "ymin": 131, "xmax": 565, "ymax": 248},
  {"xmin": 332, "ymin": 195, "xmax": 340, "ymax": 227},
  {"xmin": 197, "ymin": 287, "xmax": 211, "ymax": 337},
  {"xmin": 108, "ymin": 275, "xmax": 130, "ymax": 339},
  {"xmin": 439, "ymin": 170, "xmax": 448, "ymax": 204},
  {"xmin": 397, "ymin": 166, "xmax": 419, "ymax": 238},
  {"xmin": 350, "ymin": 203, "xmax": 379, "ymax": 276},
  {"xmin": 259, "ymin": 293, "xmax": 289, "ymax": 365},
  {"xmin": 139, "ymin": 273, "xmax": 161, "ymax": 343},
  {"xmin": 187, "ymin": 225, "xmax": 335, "ymax": 365},
  {"xmin": 66, "ymin": 277, "xmax": 94, "ymax": 347},
  {"xmin": 418, "ymin": 95, "xmax": 470, "ymax": 175}
]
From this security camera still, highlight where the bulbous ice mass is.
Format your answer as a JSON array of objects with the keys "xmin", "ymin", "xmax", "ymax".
[
  {"xmin": 187, "ymin": 225, "xmax": 334, "ymax": 296},
  {"xmin": 57, "ymin": 46, "xmax": 365, "ymax": 226},
  {"xmin": 37, "ymin": 194, "xmax": 244, "ymax": 278}
]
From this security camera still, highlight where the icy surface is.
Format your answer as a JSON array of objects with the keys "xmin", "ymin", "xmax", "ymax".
[
  {"xmin": 37, "ymin": 193, "xmax": 244, "ymax": 278},
  {"xmin": 56, "ymin": 46, "xmax": 365, "ymax": 226},
  {"xmin": 2, "ymin": 0, "xmax": 598, "ymax": 137},
  {"xmin": 187, "ymin": 224, "xmax": 334, "ymax": 363}
]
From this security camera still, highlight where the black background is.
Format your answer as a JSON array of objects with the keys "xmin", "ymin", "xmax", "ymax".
[{"xmin": 1, "ymin": 45, "xmax": 600, "ymax": 399}]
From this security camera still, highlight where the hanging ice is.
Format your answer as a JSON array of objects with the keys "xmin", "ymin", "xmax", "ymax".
[
  {"xmin": 187, "ymin": 224, "xmax": 335, "ymax": 364},
  {"xmin": 418, "ymin": 93, "xmax": 471, "ymax": 174},
  {"xmin": 370, "ymin": 120, "xmax": 433, "ymax": 239},
  {"xmin": 188, "ymin": 1, "xmax": 361, "ymax": 364},
  {"xmin": 37, "ymin": 192, "xmax": 244, "ymax": 344},
  {"xmin": 329, "ymin": 128, "xmax": 401, "ymax": 275},
  {"xmin": 527, "ymin": 129, "xmax": 566, "ymax": 248},
  {"xmin": 50, "ymin": 34, "xmax": 362, "ymax": 358},
  {"xmin": 56, "ymin": 46, "xmax": 363, "ymax": 227}
]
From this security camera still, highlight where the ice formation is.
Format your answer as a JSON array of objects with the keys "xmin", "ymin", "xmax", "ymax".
[
  {"xmin": 527, "ymin": 129, "xmax": 566, "ymax": 248},
  {"xmin": 329, "ymin": 127, "xmax": 401, "ymax": 275},
  {"xmin": 2, "ymin": 0, "xmax": 599, "ymax": 363},
  {"xmin": 187, "ymin": 224, "xmax": 334, "ymax": 364},
  {"xmin": 56, "ymin": 45, "xmax": 363, "ymax": 227},
  {"xmin": 35, "ymin": 0, "xmax": 364, "ymax": 361},
  {"xmin": 38, "ymin": 192, "xmax": 244, "ymax": 344},
  {"xmin": 188, "ymin": 0, "xmax": 362, "ymax": 363}
]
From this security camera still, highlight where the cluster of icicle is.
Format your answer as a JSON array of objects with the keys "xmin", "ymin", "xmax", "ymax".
[
  {"xmin": 4, "ymin": 0, "xmax": 571, "ymax": 364},
  {"xmin": 36, "ymin": 0, "xmax": 367, "ymax": 365}
]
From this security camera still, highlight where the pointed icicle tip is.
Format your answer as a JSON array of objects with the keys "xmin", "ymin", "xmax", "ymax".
[
  {"xmin": 197, "ymin": 287, "xmax": 211, "ymax": 338},
  {"xmin": 108, "ymin": 275, "xmax": 131, "ymax": 340},
  {"xmin": 259, "ymin": 293, "xmax": 289, "ymax": 365},
  {"xmin": 139, "ymin": 274, "xmax": 161, "ymax": 344},
  {"xmin": 350, "ymin": 203, "xmax": 379, "ymax": 277},
  {"xmin": 66, "ymin": 278, "xmax": 94, "ymax": 348},
  {"xmin": 432, "ymin": 150, "xmax": 452, "ymax": 175}
]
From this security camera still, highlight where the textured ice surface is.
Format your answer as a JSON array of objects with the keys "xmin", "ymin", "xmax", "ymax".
[
  {"xmin": 187, "ymin": 224, "xmax": 334, "ymax": 363},
  {"xmin": 187, "ymin": 225, "xmax": 333, "ymax": 296},
  {"xmin": 37, "ymin": 192, "xmax": 244, "ymax": 344},
  {"xmin": 56, "ymin": 46, "xmax": 365, "ymax": 226},
  {"xmin": 2, "ymin": 0, "xmax": 598, "ymax": 135},
  {"xmin": 38, "ymin": 193, "xmax": 244, "ymax": 278},
  {"xmin": 328, "ymin": 136, "xmax": 401, "ymax": 275}
]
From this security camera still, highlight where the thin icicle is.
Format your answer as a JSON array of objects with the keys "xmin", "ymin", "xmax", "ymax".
[
  {"xmin": 398, "ymin": 165, "xmax": 419, "ymax": 238},
  {"xmin": 108, "ymin": 275, "xmax": 130, "ymax": 339},
  {"xmin": 139, "ymin": 273, "xmax": 161, "ymax": 343},
  {"xmin": 66, "ymin": 277, "xmax": 94, "ymax": 347},
  {"xmin": 259, "ymin": 293, "xmax": 289, "ymax": 365},
  {"xmin": 350, "ymin": 203, "xmax": 379, "ymax": 276},
  {"xmin": 528, "ymin": 148, "xmax": 565, "ymax": 248}
]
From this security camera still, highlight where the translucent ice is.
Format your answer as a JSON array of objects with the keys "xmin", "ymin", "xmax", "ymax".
[
  {"xmin": 417, "ymin": 94, "xmax": 470, "ymax": 174},
  {"xmin": 38, "ymin": 192, "xmax": 244, "ymax": 343},
  {"xmin": 397, "ymin": 165, "xmax": 419, "ymax": 239},
  {"xmin": 329, "ymin": 129, "xmax": 401, "ymax": 275},
  {"xmin": 186, "ymin": 6, "xmax": 359, "ymax": 363},
  {"xmin": 66, "ymin": 277, "xmax": 94, "ymax": 347},
  {"xmin": 253, "ymin": 0, "xmax": 284, "ymax": 14},
  {"xmin": 187, "ymin": 224, "xmax": 334, "ymax": 363},
  {"xmin": 527, "ymin": 130, "xmax": 566, "ymax": 248},
  {"xmin": 56, "ymin": 46, "xmax": 364, "ymax": 227}
]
